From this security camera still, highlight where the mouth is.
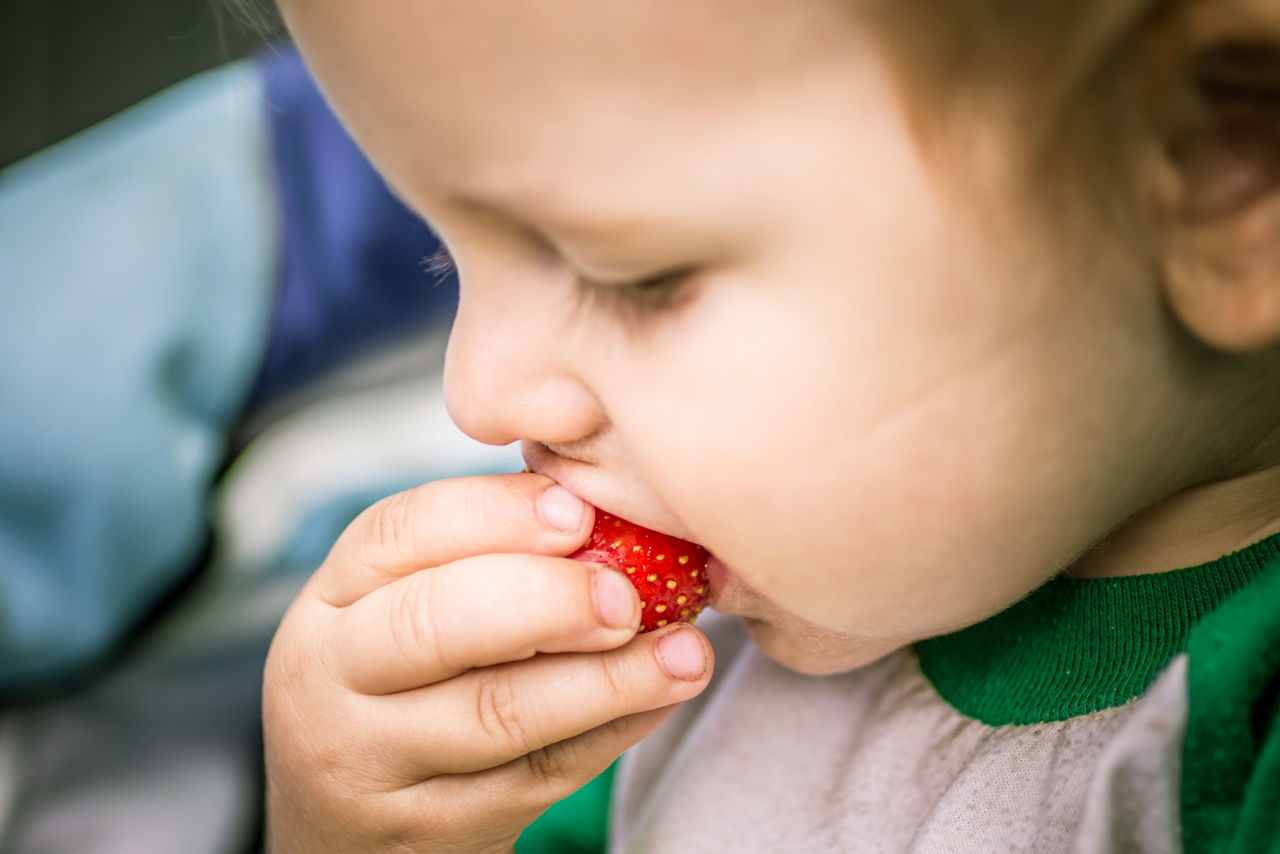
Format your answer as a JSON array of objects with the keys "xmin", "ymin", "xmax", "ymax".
[
  {"xmin": 522, "ymin": 440, "xmax": 715, "ymax": 561},
  {"xmin": 522, "ymin": 440, "xmax": 583, "ymax": 477},
  {"xmin": 521, "ymin": 440, "xmax": 591, "ymax": 495},
  {"xmin": 522, "ymin": 444, "xmax": 640, "ymax": 537},
  {"xmin": 524, "ymin": 439, "xmax": 597, "ymax": 467}
]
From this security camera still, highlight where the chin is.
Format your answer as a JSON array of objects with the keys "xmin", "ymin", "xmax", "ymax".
[{"xmin": 740, "ymin": 617, "xmax": 906, "ymax": 676}]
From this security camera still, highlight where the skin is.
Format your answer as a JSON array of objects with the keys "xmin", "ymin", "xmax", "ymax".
[{"xmin": 263, "ymin": 0, "xmax": 1280, "ymax": 851}]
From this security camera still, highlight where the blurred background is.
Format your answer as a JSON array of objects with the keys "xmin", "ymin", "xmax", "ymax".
[
  {"xmin": 0, "ymin": 5, "xmax": 519, "ymax": 851},
  {"xmin": 1, "ymin": 0, "xmax": 279, "ymax": 168}
]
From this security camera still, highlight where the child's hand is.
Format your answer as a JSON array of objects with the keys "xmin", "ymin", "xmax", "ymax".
[{"xmin": 262, "ymin": 474, "xmax": 713, "ymax": 854}]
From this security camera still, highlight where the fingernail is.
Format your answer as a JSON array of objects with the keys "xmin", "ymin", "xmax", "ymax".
[
  {"xmin": 538, "ymin": 485, "xmax": 586, "ymax": 532},
  {"xmin": 656, "ymin": 628, "xmax": 707, "ymax": 681},
  {"xmin": 593, "ymin": 569, "xmax": 637, "ymax": 629}
]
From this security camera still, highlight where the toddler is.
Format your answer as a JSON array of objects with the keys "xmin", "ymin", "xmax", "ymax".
[{"xmin": 261, "ymin": 0, "xmax": 1280, "ymax": 851}]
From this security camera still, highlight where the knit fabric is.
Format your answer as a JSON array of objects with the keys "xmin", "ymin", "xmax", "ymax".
[
  {"xmin": 1182, "ymin": 547, "xmax": 1280, "ymax": 853},
  {"xmin": 916, "ymin": 535, "xmax": 1279, "ymax": 723}
]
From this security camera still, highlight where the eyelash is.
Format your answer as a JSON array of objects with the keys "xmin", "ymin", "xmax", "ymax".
[
  {"xmin": 423, "ymin": 246, "xmax": 458, "ymax": 283},
  {"xmin": 423, "ymin": 244, "xmax": 691, "ymax": 325},
  {"xmin": 575, "ymin": 267, "xmax": 693, "ymax": 325}
]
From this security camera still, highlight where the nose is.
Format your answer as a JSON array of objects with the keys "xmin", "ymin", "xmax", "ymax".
[{"xmin": 443, "ymin": 287, "xmax": 606, "ymax": 448}]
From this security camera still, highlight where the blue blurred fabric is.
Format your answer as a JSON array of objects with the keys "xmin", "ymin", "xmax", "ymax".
[
  {"xmin": 247, "ymin": 45, "xmax": 457, "ymax": 407},
  {"xmin": 0, "ymin": 44, "xmax": 458, "ymax": 694},
  {"xmin": 0, "ymin": 61, "xmax": 275, "ymax": 693}
]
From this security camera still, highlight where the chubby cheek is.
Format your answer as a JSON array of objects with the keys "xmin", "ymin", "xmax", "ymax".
[
  {"xmin": 603, "ymin": 271, "xmax": 1102, "ymax": 650},
  {"xmin": 628, "ymin": 354, "xmax": 1068, "ymax": 648}
]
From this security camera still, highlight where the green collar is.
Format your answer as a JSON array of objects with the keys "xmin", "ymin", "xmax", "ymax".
[{"xmin": 915, "ymin": 532, "xmax": 1280, "ymax": 726}]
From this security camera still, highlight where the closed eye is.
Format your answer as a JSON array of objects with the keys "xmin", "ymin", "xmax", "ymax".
[
  {"xmin": 576, "ymin": 266, "xmax": 696, "ymax": 327},
  {"xmin": 425, "ymin": 242, "xmax": 694, "ymax": 328}
]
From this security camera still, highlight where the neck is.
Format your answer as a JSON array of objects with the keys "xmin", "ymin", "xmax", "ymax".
[{"xmin": 1069, "ymin": 453, "xmax": 1280, "ymax": 578}]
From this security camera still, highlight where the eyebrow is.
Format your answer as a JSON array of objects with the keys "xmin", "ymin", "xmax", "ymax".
[
  {"xmin": 440, "ymin": 188, "xmax": 706, "ymax": 261},
  {"xmin": 444, "ymin": 188, "xmax": 670, "ymax": 236}
]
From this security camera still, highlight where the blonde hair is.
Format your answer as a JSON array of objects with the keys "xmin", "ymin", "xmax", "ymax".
[
  {"xmin": 217, "ymin": 0, "xmax": 282, "ymax": 39},
  {"xmin": 861, "ymin": 0, "xmax": 1188, "ymax": 275}
]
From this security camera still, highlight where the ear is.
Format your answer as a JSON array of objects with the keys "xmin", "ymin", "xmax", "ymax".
[{"xmin": 1140, "ymin": 0, "xmax": 1280, "ymax": 352}]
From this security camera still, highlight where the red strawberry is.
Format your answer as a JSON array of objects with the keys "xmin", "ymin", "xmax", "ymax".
[{"xmin": 569, "ymin": 510, "xmax": 709, "ymax": 632}]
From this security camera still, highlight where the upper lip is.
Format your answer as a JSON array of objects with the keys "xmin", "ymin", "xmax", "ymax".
[
  {"xmin": 522, "ymin": 440, "xmax": 568, "ymax": 474},
  {"xmin": 532, "ymin": 439, "xmax": 599, "ymax": 467},
  {"xmin": 523, "ymin": 441, "xmax": 657, "ymax": 532},
  {"xmin": 523, "ymin": 441, "xmax": 600, "ymax": 502},
  {"xmin": 522, "ymin": 442, "xmax": 704, "ymax": 546}
]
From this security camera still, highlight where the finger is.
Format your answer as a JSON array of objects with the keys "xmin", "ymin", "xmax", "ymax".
[
  {"xmin": 313, "ymin": 473, "xmax": 592, "ymax": 607},
  {"xmin": 381, "ymin": 706, "xmax": 679, "ymax": 844},
  {"xmin": 328, "ymin": 552, "xmax": 641, "ymax": 693},
  {"xmin": 495, "ymin": 705, "xmax": 678, "ymax": 811},
  {"xmin": 374, "ymin": 624, "xmax": 713, "ymax": 777}
]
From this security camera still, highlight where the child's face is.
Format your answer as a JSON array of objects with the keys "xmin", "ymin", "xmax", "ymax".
[{"xmin": 284, "ymin": 0, "xmax": 1169, "ymax": 673}]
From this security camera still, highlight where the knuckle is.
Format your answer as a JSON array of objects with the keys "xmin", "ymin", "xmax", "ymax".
[
  {"xmin": 522, "ymin": 740, "xmax": 580, "ymax": 797},
  {"xmin": 387, "ymin": 574, "xmax": 442, "ymax": 671},
  {"xmin": 372, "ymin": 488, "xmax": 418, "ymax": 563},
  {"xmin": 599, "ymin": 713, "xmax": 634, "ymax": 744},
  {"xmin": 594, "ymin": 647, "xmax": 632, "ymax": 701},
  {"xmin": 474, "ymin": 668, "xmax": 534, "ymax": 754}
]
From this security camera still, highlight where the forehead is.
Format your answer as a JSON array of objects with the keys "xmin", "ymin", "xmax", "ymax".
[
  {"xmin": 282, "ymin": 0, "xmax": 877, "ymax": 218},
  {"xmin": 284, "ymin": 0, "xmax": 864, "ymax": 99}
]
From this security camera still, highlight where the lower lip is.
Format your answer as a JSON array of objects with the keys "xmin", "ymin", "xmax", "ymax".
[{"xmin": 704, "ymin": 555, "xmax": 732, "ymax": 606}]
